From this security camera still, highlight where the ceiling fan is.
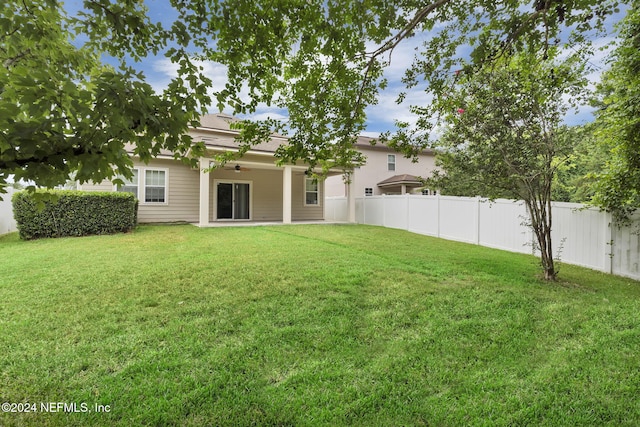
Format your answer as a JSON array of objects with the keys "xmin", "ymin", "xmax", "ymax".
[{"xmin": 224, "ymin": 164, "xmax": 251, "ymax": 173}]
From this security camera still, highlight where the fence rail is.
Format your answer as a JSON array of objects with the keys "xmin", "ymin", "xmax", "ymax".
[
  {"xmin": 0, "ymin": 187, "xmax": 17, "ymax": 235},
  {"xmin": 326, "ymin": 195, "xmax": 639, "ymax": 280}
]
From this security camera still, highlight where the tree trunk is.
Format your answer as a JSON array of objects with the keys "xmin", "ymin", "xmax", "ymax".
[{"xmin": 526, "ymin": 197, "xmax": 557, "ymax": 281}]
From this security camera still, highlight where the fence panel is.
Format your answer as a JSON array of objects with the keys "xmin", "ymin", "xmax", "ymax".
[
  {"xmin": 383, "ymin": 196, "xmax": 409, "ymax": 230},
  {"xmin": 407, "ymin": 196, "xmax": 439, "ymax": 236},
  {"xmin": 361, "ymin": 197, "xmax": 386, "ymax": 226},
  {"xmin": 611, "ymin": 212, "xmax": 640, "ymax": 279},
  {"xmin": 438, "ymin": 196, "xmax": 478, "ymax": 244},
  {"xmin": 355, "ymin": 198, "xmax": 365, "ymax": 223},
  {"xmin": 479, "ymin": 199, "xmax": 531, "ymax": 254},
  {"xmin": 0, "ymin": 187, "xmax": 17, "ymax": 235},
  {"xmin": 550, "ymin": 203, "xmax": 609, "ymax": 271},
  {"xmin": 326, "ymin": 194, "xmax": 640, "ymax": 280},
  {"xmin": 325, "ymin": 197, "xmax": 348, "ymax": 222}
]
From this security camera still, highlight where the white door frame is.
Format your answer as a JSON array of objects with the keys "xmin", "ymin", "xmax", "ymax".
[{"xmin": 213, "ymin": 179, "xmax": 253, "ymax": 221}]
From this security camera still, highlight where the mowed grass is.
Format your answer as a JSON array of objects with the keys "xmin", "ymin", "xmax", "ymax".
[{"xmin": 1, "ymin": 224, "xmax": 639, "ymax": 426}]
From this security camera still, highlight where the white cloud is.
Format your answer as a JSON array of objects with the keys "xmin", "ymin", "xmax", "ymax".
[
  {"xmin": 240, "ymin": 108, "xmax": 290, "ymax": 123},
  {"xmin": 150, "ymin": 57, "xmax": 291, "ymax": 120},
  {"xmin": 150, "ymin": 57, "xmax": 230, "ymax": 95},
  {"xmin": 366, "ymin": 88, "xmax": 432, "ymax": 131},
  {"xmin": 361, "ymin": 131, "xmax": 381, "ymax": 138},
  {"xmin": 145, "ymin": 23, "xmax": 618, "ymax": 136}
]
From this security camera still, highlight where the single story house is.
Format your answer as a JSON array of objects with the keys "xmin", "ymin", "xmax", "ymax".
[{"xmin": 80, "ymin": 114, "xmax": 357, "ymax": 225}]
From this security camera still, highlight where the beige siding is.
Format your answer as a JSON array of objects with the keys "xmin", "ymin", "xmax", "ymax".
[
  {"xmin": 137, "ymin": 159, "xmax": 199, "ymax": 223},
  {"xmin": 78, "ymin": 180, "xmax": 113, "ymax": 192},
  {"xmin": 325, "ymin": 147, "xmax": 436, "ymax": 197},
  {"xmin": 208, "ymin": 168, "xmax": 284, "ymax": 221},
  {"xmin": 325, "ymin": 174, "xmax": 348, "ymax": 197},
  {"xmin": 206, "ymin": 168, "xmax": 323, "ymax": 221},
  {"xmin": 81, "ymin": 159, "xmax": 199, "ymax": 223},
  {"xmin": 254, "ymin": 170, "xmax": 284, "ymax": 220},
  {"xmin": 80, "ymin": 154, "xmax": 326, "ymax": 223},
  {"xmin": 292, "ymin": 172, "xmax": 324, "ymax": 221}
]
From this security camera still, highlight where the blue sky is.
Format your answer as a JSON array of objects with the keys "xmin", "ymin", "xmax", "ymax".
[{"xmin": 89, "ymin": 1, "xmax": 625, "ymax": 137}]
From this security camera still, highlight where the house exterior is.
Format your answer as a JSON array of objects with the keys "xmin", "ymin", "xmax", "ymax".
[
  {"xmin": 80, "ymin": 114, "xmax": 354, "ymax": 225},
  {"xmin": 325, "ymin": 136, "xmax": 437, "ymax": 197}
]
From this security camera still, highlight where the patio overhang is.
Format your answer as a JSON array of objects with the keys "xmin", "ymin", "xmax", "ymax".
[
  {"xmin": 377, "ymin": 174, "xmax": 423, "ymax": 195},
  {"xmin": 197, "ymin": 157, "xmax": 354, "ymax": 226}
]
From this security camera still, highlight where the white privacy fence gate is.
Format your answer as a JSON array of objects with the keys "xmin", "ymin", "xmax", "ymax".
[
  {"xmin": 326, "ymin": 195, "xmax": 640, "ymax": 280},
  {"xmin": 0, "ymin": 187, "xmax": 17, "ymax": 235}
]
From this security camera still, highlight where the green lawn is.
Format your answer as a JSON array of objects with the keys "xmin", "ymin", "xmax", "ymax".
[{"xmin": 1, "ymin": 224, "xmax": 639, "ymax": 426}]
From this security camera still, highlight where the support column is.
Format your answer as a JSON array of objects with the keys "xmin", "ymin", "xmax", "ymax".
[
  {"xmin": 347, "ymin": 177, "xmax": 356, "ymax": 223},
  {"xmin": 283, "ymin": 165, "xmax": 292, "ymax": 224},
  {"xmin": 198, "ymin": 158, "xmax": 211, "ymax": 226}
]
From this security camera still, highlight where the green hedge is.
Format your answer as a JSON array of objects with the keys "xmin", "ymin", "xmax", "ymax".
[{"xmin": 12, "ymin": 190, "xmax": 138, "ymax": 240}]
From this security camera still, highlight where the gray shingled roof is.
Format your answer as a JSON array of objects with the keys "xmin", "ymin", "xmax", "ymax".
[
  {"xmin": 377, "ymin": 174, "xmax": 422, "ymax": 187},
  {"xmin": 197, "ymin": 114, "xmax": 286, "ymax": 154},
  {"xmin": 355, "ymin": 136, "xmax": 434, "ymax": 155}
]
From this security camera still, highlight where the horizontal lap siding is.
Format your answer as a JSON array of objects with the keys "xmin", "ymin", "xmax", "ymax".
[
  {"xmin": 255, "ymin": 171, "xmax": 284, "ymax": 220},
  {"xmin": 81, "ymin": 159, "xmax": 199, "ymax": 223},
  {"xmin": 208, "ymin": 169, "xmax": 284, "ymax": 221},
  {"xmin": 138, "ymin": 159, "xmax": 199, "ymax": 223},
  {"xmin": 84, "ymin": 158, "xmax": 326, "ymax": 223},
  {"xmin": 292, "ymin": 172, "xmax": 323, "ymax": 221},
  {"xmin": 208, "ymin": 169, "xmax": 324, "ymax": 221},
  {"xmin": 79, "ymin": 181, "xmax": 113, "ymax": 192}
]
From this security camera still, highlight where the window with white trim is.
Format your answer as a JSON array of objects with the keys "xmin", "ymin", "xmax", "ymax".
[
  {"xmin": 116, "ymin": 169, "xmax": 139, "ymax": 197},
  {"xmin": 115, "ymin": 167, "xmax": 167, "ymax": 204},
  {"xmin": 365, "ymin": 188, "xmax": 373, "ymax": 196},
  {"xmin": 305, "ymin": 177, "xmax": 319, "ymax": 206},
  {"xmin": 144, "ymin": 169, "xmax": 166, "ymax": 203},
  {"xmin": 387, "ymin": 154, "xmax": 396, "ymax": 171}
]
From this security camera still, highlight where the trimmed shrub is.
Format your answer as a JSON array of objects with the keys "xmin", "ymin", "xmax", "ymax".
[{"xmin": 12, "ymin": 190, "xmax": 138, "ymax": 240}]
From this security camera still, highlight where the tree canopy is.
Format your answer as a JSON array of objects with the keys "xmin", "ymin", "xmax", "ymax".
[
  {"xmin": 424, "ymin": 51, "xmax": 588, "ymax": 280},
  {"xmin": 1, "ymin": 0, "xmax": 210, "ymax": 194},
  {"xmin": 591, "ymin": 0, "xmax": 640, "ymax": 222},
  {"xmin": 0, "ymin": 0, "xmax": 620, "ymax": 196}
]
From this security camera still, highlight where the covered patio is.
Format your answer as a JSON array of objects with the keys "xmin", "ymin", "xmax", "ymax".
[
  {"xmin": 189, "ymin": 113, "xmax": 355, "ymax": 226},
  {"xmin": 196, "ymin": 156, "xmax": 356, "ymax": 227}
]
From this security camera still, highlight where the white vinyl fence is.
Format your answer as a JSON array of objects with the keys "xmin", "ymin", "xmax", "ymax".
[
  {"xmin": 326, "ymin": 195, "xmax": 640, "ymax": 280},
  {"xmin": 0, "ymin": 187, "xmax": 17, "ymax": 235}
]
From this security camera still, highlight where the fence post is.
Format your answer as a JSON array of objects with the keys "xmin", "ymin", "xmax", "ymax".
[
  {"xmin": 383, "ymin": 195, "xmax": 387, "ymax": 227},
  {"xmin": 474, "ymin": 196, "xmax": 481, "ymax": 245},
  {"xmin": 436, "ymin": 194, "xmax": 441, "ymax": 238},
  {"xmin": 604, "ymin": 211, "xmax": 613, "ymax": 274},
  {"xmin": 405, "ymin": 194, "xmax": 410, "ymax": 232},
  {"xmin": 362, "ymin": 196, "xmax": 366, "ymax": 224}
]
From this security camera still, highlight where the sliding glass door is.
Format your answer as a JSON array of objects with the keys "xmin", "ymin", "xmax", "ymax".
[{"xmin": 216, "ymin": 182, "xmax": 250, "ymax": 220}]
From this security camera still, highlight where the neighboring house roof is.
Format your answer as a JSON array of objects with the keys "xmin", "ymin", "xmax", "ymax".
[
  {"xmin": 377, "ymin": 174, "xmax": 423, "ymax": 188},
  {"xmin": 354, "ymin": 135, "xmax": 434, "ymax": 155}
]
